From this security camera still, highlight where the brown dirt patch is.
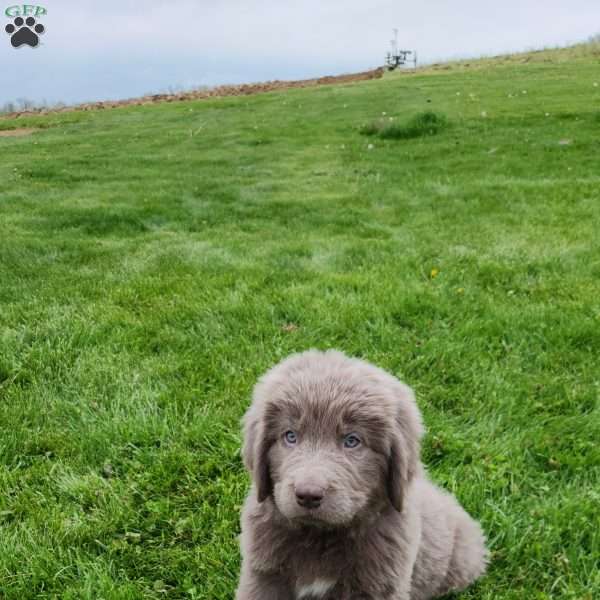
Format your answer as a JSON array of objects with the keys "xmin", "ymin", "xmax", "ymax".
[
  {"xmin": 0, "ymin": 68, "xmax": 385, "ymax": 120},
  {"xmin": 0, "ymin": 128, "xmax": 39, "ymax": 137}
]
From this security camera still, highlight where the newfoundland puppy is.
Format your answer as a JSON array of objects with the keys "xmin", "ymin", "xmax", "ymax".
[{"xmin": 236, "ymin": 350, "xmax": 488, "ymax": 599}]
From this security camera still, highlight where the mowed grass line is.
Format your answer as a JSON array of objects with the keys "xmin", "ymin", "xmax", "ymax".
[{"xmin": 1, "ymin": 47, "xmax": 599, "ymax": 599}]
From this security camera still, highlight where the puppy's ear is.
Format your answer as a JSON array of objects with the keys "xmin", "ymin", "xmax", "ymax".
[
  {"xmin": 241, "ymin": 405, "xmax": 258, "ymax": 472},
  {"xmin": 387, "ymin": 384, "xmax": 424, "ymax": 513},
  {"xmin": 253, "ymin": 427, "xmax": 274, "ymax": 503},
  {"xmin": 242, "ymin": 405, "xmax": 273, "ymax": 503}
]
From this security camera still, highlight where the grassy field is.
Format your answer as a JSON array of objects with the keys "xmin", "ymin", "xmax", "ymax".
[{"xmin": 1, "ymin": 44, "xmax": 599, "ymax": 599}]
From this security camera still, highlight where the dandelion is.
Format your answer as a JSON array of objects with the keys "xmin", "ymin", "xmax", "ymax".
[
  {"xmin": 430, "ymin": 268, "xmax": 439, "ymax": 279},
  {"xmin": 456, "ymin": 288, "xmax": 465, "ymax": 294}
]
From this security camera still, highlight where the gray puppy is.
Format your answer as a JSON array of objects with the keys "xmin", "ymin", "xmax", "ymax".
[{"xmin": 236, "ymin": 350, "xmax": 488, "ymax": 600}]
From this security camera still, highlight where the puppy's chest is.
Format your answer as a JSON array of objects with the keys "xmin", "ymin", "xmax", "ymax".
[
  {"xmin": 282, "ymin": 530, "xmax": 395, "ymax": 600},
  {"xmin": 288, "ymin": 544, "xmax": 343, "ymax": 593},
  {"xmin": 286, "ymin": 537, "xmax": 353, "ymax": 599},
  {"xmin": 294, "ymin": 576, "xmax": 374, "ymax": 600},
  {"xmin": 295, "ymin": 577, "xmax": 337, "ymax": 599}
]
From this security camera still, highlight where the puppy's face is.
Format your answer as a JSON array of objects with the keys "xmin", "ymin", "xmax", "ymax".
[
  {"xmin": 267, "ymin": 396, "xmax": 388, "ymax": 526},
  {"xmin": 243, "ymin": 351, "xmax": 424, "ymax": 528}
]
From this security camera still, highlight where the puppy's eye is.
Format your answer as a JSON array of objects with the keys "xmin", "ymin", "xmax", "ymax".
[
  {"xmin": 343, "ymin": 433, "xmax": 361, "ymax": 449},
  {"xmin": 283, "ymin": 430, "xmax": 297, "ymax": 445}
]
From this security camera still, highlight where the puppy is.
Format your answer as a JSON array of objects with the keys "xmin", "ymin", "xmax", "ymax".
[{"xmin": 236, "ymin": 350, "xmax": 488, "ymax": 600}]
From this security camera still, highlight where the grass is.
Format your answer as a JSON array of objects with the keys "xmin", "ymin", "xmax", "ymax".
[
  {"xmin": 1, "ymin": 44, "xmax": 599, "ymax": 599},
  {"xmin": 361, "ymin": 110, "xmax": 449, "ymax": 139}
]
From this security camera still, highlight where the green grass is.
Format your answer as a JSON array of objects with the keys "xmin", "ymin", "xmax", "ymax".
[
  {"xmin": 1, "ymin": 43, "xmax": 599, "ymax": 599},
  {"xmin": 361, "ymin": 110, "xmax": 449, "ymax": 139}
]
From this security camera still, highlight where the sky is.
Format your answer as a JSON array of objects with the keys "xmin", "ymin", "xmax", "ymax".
[{"xmin": 2, "ymin": 0, "xmax": 599, "ymax": 107}]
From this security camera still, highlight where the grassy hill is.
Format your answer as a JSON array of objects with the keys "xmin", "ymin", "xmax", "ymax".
[{"xmin": 1, "ymin": 43, "xmax": 599, "ymax": 599}]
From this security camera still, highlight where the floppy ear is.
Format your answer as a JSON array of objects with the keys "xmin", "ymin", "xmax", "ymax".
[
  {"xmin": 387, "ymin": 384, "xmax": 423, "ymax": 513},
  {"xmin": 253, "ymin": 428, "xmax": 274, "ymax": 503},
  {"xmin": 241, "ymin": 405, "xmax": 273, "ymax": 503},
  {"xmin": 241, "ymin": 405, "xmax": 258, "ymax": 472}
]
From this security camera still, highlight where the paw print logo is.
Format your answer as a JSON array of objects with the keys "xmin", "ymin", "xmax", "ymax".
[{"xmin": 5, "ymin": 16, "xmax": 45, "ymax": 48}]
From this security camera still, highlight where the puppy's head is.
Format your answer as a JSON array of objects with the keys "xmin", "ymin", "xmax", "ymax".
[{"xmin": 242, "ymin": 350, "xmax": 424, "ymax": 527}]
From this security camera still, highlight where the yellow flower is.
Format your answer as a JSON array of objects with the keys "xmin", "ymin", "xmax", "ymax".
[{"xmin": 430, "ymin": 268, "xmax": 439, "ymax": 279}]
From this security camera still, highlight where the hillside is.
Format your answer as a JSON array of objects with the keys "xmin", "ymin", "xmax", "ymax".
[
  {"xmin": 0, "ymin": 45, "xmax": 599, "ymax": 599},
  {"xmin": 0, "ymin": 68, "xmax": 385, "ymax": 118}
]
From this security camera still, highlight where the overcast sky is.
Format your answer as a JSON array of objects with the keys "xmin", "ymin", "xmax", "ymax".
[{"xmin": 2, "ymin": 0, "xmax": 599, "ymax": 107}]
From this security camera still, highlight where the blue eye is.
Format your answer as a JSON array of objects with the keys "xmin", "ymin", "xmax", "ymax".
[
  {"xmin": 343, "ymin": 433, "xmax": 361, "ymax": 449},
  {"xmin": 284, "ymin": 430, "xmax": 297, "ymax": 445}
]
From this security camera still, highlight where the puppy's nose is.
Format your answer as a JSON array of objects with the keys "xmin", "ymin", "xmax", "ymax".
[{"xmin": 295, "ymin": 485, "xmax": 324, "ymax": 509}]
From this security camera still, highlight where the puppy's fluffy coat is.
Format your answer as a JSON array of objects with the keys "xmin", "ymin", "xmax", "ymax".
[{"xmin": 237, "ymin": 350, "xmax": 488, "ymax": 599}]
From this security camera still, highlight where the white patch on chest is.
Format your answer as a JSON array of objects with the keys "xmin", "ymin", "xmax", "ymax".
[{"xmin": 296, "ymin": 579, "xmax": 336, "ymax": 599}]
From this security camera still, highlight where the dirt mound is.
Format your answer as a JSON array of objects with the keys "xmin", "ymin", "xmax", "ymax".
[{"xmin": 2, "ymin": 68, "xmax": 384, "ymax": 119}]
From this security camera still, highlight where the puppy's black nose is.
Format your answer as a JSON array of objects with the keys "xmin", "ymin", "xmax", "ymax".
[{"xmin": 295, "ymin": 486, "xmax": 324, "ymax": 509}]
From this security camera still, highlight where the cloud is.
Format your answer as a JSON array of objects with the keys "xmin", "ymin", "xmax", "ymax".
[{"xmin": 2, "ymin": 0, "xmax": 599, "ymax": 105}]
